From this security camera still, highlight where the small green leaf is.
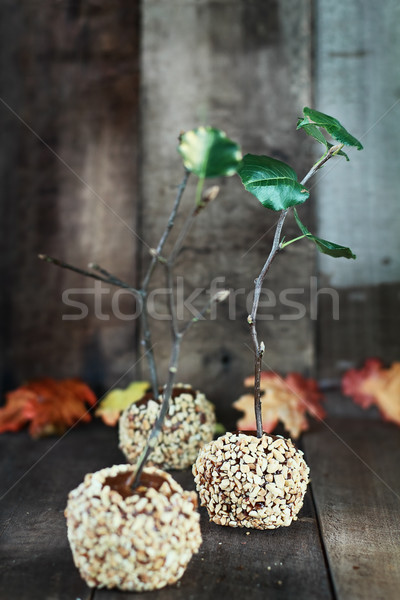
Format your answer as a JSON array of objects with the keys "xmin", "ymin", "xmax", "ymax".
[
  {"xmin": 178, "ymin": 126, "xmax": 242, "ymax": 178},
  {"xmin": 299, "ymin": 107, "xmax": 363, "ymax": 150},
  {"xmin": 294, "ymin": 209, "xmax": 356, "ymax": 259},
  {"xmin": 297, "ymin": 118, "xmax": 328, "ymax": 146},
  {"xmin": 237, "ymin": 154, "xmax": 309, "ymax": 211}
]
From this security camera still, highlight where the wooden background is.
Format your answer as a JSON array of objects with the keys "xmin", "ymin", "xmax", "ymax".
[{"xmin": 0, "ymin": 0, "xmax": 399, "ymax": 422}]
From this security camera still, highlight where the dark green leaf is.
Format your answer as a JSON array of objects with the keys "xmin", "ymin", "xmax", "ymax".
[
  {"xmin": 294, "ymin": 209, "xmax": 356, "ymax": 259},
  {"xmin": 296, "ymin": 118, "xmax": 328, "ymax": 146},
  {"xmin": 237, "ymin": 154, "xmax": 309, "ymax": 211},
  {"xmin": 178, "ymin": 126, "xmax": 242, "ymax": 178},
  {"xmin": 296, "ymin": 118, "xmax": 350, "ymax": 161},
  {"xmin": 299, "ymin": 107, "xmax": 363, "ymax": 150}
]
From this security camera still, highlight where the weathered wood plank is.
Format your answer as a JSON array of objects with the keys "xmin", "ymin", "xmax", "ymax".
[
  {"xmin": 303, "ymin": 418, "xmax": 400, "ymax": 600},
  {"xmin": 315, "ymin": 0, "xmax": 400, "ymax": 379},
  {"xmin": 0, "ymin": 1, "xmax": 141, "ymax": 393},
  {"xmin": 94, "ymin": 477, "xmax": 331, "ymax": 600},
  {"xmin": 0, "ymin": 422, "xmax": 124, "ymax": 600},
  {"xmin": 140, "ymin": 0, "xmax": 315, "ymax": 421},
  {"xmin": 0, "ymin": 422, "xmax": 331, "ymax": 600}
]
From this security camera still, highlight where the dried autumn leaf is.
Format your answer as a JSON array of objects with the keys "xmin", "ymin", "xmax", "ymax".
[
  {"xmin": 342, "ymin": 359, "xmax": 400, "ymax": 425},
  {"xmin": 95, "ymin": 381, "xmax": 150, "ymax": 426},
  {"xmin": 0, "ymin": 378, "xmax": 97, "ymax": 438},
  {"xmin": 233, "ymin": 371, "xmax": 325, "ymax": 439}
]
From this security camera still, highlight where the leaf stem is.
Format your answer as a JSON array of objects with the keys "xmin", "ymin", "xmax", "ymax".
[{"xmin": 279, "ymin": 234, "xmax": 307, "ymax": 249}]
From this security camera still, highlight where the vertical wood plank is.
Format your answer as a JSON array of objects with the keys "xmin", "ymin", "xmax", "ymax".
[
  {"xmin": 315, "ymin": 1, "xmax": 400, "ymax": 378},
  {"xmin": 304, "ymin": 418, "xmax": 400, "ymax": 600},
  {"xmin": 0, "ymin": 1, "xmax": 141, "ymax": 392},
  {"xmin": 140, "ymin": 0, "xmax": 314, "ymax": 421}
]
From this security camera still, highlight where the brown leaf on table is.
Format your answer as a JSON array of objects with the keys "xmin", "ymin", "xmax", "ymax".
[
  {"xmin": 233, "ymin": 371, "xmax": 325, "ymax": 439},
  {"xmin": 342, "ymin": 359, "xmax": 400, "ymax": 425},
  {"xmin": 0, "ymin": 378, "xmax": 97, "ymax": 438}
]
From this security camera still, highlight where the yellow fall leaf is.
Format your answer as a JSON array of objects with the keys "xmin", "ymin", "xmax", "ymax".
[{"xmin": 96, "ymin": 381, "xmax": 150, "ymax": 426}]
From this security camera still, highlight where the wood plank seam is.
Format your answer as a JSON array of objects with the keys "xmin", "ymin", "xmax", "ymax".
[{"xmin": 308, "ymin": 479, "xmax": 337, "ymax": 600}]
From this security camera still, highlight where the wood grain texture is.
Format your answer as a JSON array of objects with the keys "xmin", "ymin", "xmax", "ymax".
[
  {"xmin": 315, "ymin": 0, "xmax": 400, "ymax": 379},
  {"xmin": 0, "ymin": 422, "xmax": 331, "ymax": 600},
  {"xmin": 96, "ymin": 492, "xmax": 332, "ymax": 600},
  {"xmin": 317, "ymin": 282, "xmax": 400, "ymax": 380},
  {"xmin": 0, "ymin": 422, "xmax": 125, "ymax": 600},
  {"xmin": 304, "ymin": 418, "xmax": 400, "ymax": 600},
  {"xmin": 0, "ymin": 1, "xmax": 141, "ymax": 393},
  {"xmin": 140, "ymin": 0, "xmax": 315, "ymax": 422}
]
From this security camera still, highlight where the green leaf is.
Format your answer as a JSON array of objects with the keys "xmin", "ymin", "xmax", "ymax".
[
  {"xmin": 294, "ymin": 209, "xmax": 356, "ymax": 259},
  {"xmin": 297, "ymin": 117, "xmax": 350, "ymax": 162},
  {"xmin": 297, "ymin": 118, "xmax": 328, "ymax": 146},
  {"xmin": 178, "ymin": 126, "xmax": 242, "ymax": 178},
  {"xmin": 237, "ymin": 154, "xmax": 309, "ymax": 211},
  {"xmin": 299, "ymin": 107, "xmax": 363, "ymax": 150}
]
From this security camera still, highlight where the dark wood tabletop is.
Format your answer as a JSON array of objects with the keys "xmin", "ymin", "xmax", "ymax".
[{"xmin": 1, "ymin": 415, "xmax": 399, "ymax": 600}]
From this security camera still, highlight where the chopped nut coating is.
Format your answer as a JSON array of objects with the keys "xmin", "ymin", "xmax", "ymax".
[
  {"xmin": 193, "ymin": 432, "xmax": 309, "ymax": 530},
  {"xmin": 65, "ymin": 464, "xmax": 202, "ymax": 591},
  {"xmin": 119, "ymin": 384, "xmax": 215, "ymax": 469}
]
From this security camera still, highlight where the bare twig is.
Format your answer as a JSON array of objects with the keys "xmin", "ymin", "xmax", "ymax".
[
  {"xmin": 167, "ymin": 206, "xmax": 198, "ymax": 266},
  {"xmin": 38, "ymin": 255, "xmax": 142, "ymax": 300},
  {"xmin": 40, "ymin": 166, "xmax": 226, "ymax": 491},
  {"xmin": 129, "ymin": 286, "xmax": 229, "ymax": 489},
  {"xmin": 127, "ymin": 334, "xmax": 183, "ymax": 488},
  {"xmin": 181, "ymin": 289, "xmax": 230, "ymax": 335},
  {"xmin": 142, "ymin": 170, "xmax": 190, "ymax": 291},
  {"xmin": 139, "ymin": 170, "xmax": 191, "ymax": 396},
  {"xmin": 248, "ymin": 144, "xmax": 341, "ymax": 437},
  {"xmin": 39, "ymin": 170, "xmax": 191, "ymax": 403}
]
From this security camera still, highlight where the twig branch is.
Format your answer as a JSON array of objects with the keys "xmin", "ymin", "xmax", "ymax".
[
  {"xmin": 38, "ymin": 255, "xmax": 142, "ymax": 300},
  {"xmin": 141, "ymin": 170, "xmax": 190, "ymax": 291},
  {"xmin": 166, "ymin": 264, "xmax": 180, "ymax": 338},
  {"xmin": 127, "ymin": 334, "xmax": 183, "ymax": 489},
  {"xmin": 181, "ymin": 289, "xmax": 231, "ymax": 335},
  {"xmin": 167, "ymin": 206, "xmax": 198, "ymax": 266},
  {"xmin": 139, "ymin": 170, "xmax": 190, "ymax": 396},
  {"xmin": 249, "ymin": 144, "xmax": 341, "ymax": 437},
  {"xmin": 128, "ymin": 287, "xmax": 229, "ymax": 489},
  {"xmin": 40, "ymin": 168, "xmax": 225, "ymax": 490}
]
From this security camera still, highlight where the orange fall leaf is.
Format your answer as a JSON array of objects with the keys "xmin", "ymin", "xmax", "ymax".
[
  {"xmin": 233, "ymin": 371, "xmax": 325, "ymax": 439},
  {"xmin": 342, "ymin": 359, "xmax": 400, "ymax": 426},
  {"xmin": 0, "ymin": 378, "xmax": 97, "ymax": 438}
]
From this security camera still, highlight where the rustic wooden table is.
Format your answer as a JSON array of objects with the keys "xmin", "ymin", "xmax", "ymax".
[{"xmin": 1, "ymin": 416, "xmax": 399, "ymax": 600}]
